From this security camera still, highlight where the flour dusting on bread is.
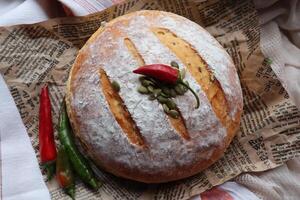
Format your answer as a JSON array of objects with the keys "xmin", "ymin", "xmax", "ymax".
[{"xmin": 66, "ymin": 10, "xmax": 243, "ymax": 183}]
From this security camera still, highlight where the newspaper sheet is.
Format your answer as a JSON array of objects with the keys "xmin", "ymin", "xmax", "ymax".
[{"xmin": 0, "ymin": 0, "xmax": 299, "ymax": 199}]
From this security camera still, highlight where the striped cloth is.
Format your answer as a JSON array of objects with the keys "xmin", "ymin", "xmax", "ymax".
[{"xmin": 59, "ymin": 0, "xmax": 124, "ymax": 16}]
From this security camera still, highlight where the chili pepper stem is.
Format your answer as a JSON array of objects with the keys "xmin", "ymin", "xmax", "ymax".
[
  {"xmin": 65, "ymin": 186, "xmax": 75, "ymax": 200},
  {"xmin": 90, "ymin": 178, "xmax": 100, "ymax": 189},
  {"xmin": 179, "ymin": 81, "xmax": 200, "ymax": 109},
  {"xmin": 56, "ymin": 146, "xmax": 75, "ymax": 199},
  {"xmin": 44, "ymin": 162, "xmax": 56, "ymax": 180}
]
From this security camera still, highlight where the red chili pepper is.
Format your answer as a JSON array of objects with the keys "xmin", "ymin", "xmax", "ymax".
[
  {"xmin": 133, "ymin": 64, "xmax": 200, "ymax": 108},
  {"xmin": 133, "ymin": 64, "xmax": 179, "ymax": 84},
  {"xmin": 56, "ymin": 146, "xmax": 75, "ymax": 200},
  {"xmin": 39, "ymin": 85, "xmax": 57, "ymax": 180}
]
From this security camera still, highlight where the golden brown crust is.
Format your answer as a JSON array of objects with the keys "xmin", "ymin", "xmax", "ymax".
[{"xmin": 66, "ymin": 10, "xmax": 243, "ymax": 183}]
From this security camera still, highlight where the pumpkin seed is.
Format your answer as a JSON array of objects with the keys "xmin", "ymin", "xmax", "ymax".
[
  {"xmin": 111, "ymin": 81, "xmax": 120, "ymax": 92},
  {"xmin": 171, "ymin": 61, "xmax": 179, "ymax": 69},
  {"xmin": 170, "ymin": 88, "xmax": 177, "ymax": 97},
  {"xmin": 182, "ymin": 86, "xmax": 188, "ymax": 93},
  {"xmin": 180, "ymin": 68, "xmax": 186, "ymax": 79},
  {"xmin": 162, "ymin": 87, "xmax": 171, "ymax": 95},
  {"xmin": 148, "ymin": 94, "xmax": 156, "ymax": 100},
  {"xmin": 141, "ymin": 79, "xmax": 153, "ymax": 87},
  {"xmin": 153, "ymin": 89, "xmax": 162, "ymax": 97},
  {"xmin": 180, "ymin": 85, "xmax": 187, "ymax": 94},
  {"xmin": 139, "ymin": 76, "xmax": 146, "ymax": 82},
  {"xmin": 169, "ymin": 110, "xmax": 179, "ymax": 118},
  {"xmin": 157, "ymin": 96, "xmax": 168, "ymax": 103},
  {"xmin": 175, "ymin": 84, "xmax": 185, "ymax": 95},
  {"xmin": 160, "ymin": 92, "xmax": 170, "ymax": 98},
  {"xmin": 138, "ymin": 86, "xmax": 149, "ymax": 94},
  {"xmin": 265, "ymin": 58, "xmax": 272, "ymax": 65},
  {"xmin": 147, "ymin": 85, "xmax": 154, "ymax": 93},
  {"xmin": 162, "ymin": 104, "xmax": 170, "ymax": 113},
  {"xmin": 145, "ymin": 77, "xmax": 158, "ymax": 85},
  {"xmin": 166, "ymin": 99, "xmax": 176, "ymax": 110}
]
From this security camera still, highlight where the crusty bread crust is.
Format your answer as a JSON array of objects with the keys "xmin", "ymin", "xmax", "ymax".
[{"xmin": 66, "ymin": 10, "xmax": 243, "ymax": 183}]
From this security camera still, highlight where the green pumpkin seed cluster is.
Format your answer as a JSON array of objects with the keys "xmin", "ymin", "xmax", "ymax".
[
  {"xmin": 137, "ymin": 62, "xmax": 190, "ymax": 119},
  {"xmin": 111, "ymin": 80, "xmax": 120, "ymax": 92}
]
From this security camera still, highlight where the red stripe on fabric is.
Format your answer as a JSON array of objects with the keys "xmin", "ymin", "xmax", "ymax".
[
  {"xmin": 62, "ymin": 5, "xmax": 74, "ymax": 16},
  {"xmin": 201, "ymin": 187, "xmax": 234, "ymax": 200}
]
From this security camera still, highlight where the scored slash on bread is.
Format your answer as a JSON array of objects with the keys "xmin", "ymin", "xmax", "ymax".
[
  {"xmin": 66, "ymin": 10, "xmax": 243, "ymax": 183},
  {"xmin": 152, "ymin": 27, "xmax": 229, "ymax": 128},
  {"xmin": 99, "ymin": 69, "xmax": 145, "ymax": 146}
]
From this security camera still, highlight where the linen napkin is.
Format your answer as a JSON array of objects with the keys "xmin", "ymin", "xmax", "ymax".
[
  {"xmin": 0, "ymin": 75, "xmax": 51, "ymax": 200},
  {"xmin": 0, "ymin": 0, "xmax": 61, "ymax": 26}
]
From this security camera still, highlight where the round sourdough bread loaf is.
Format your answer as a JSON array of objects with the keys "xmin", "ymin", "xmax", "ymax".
[{"xmin": 66, "ymin": 10, "xmax": 243, "ymax": 183}]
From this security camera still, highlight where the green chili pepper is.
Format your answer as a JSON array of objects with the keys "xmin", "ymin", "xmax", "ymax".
[
  {"xmin": 56, "ymin": 146, "xmax": 75, "ymax": 200},
  {"xmin": 58, "ymin": 101, "xmax": 99, "ymax": 189}
]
